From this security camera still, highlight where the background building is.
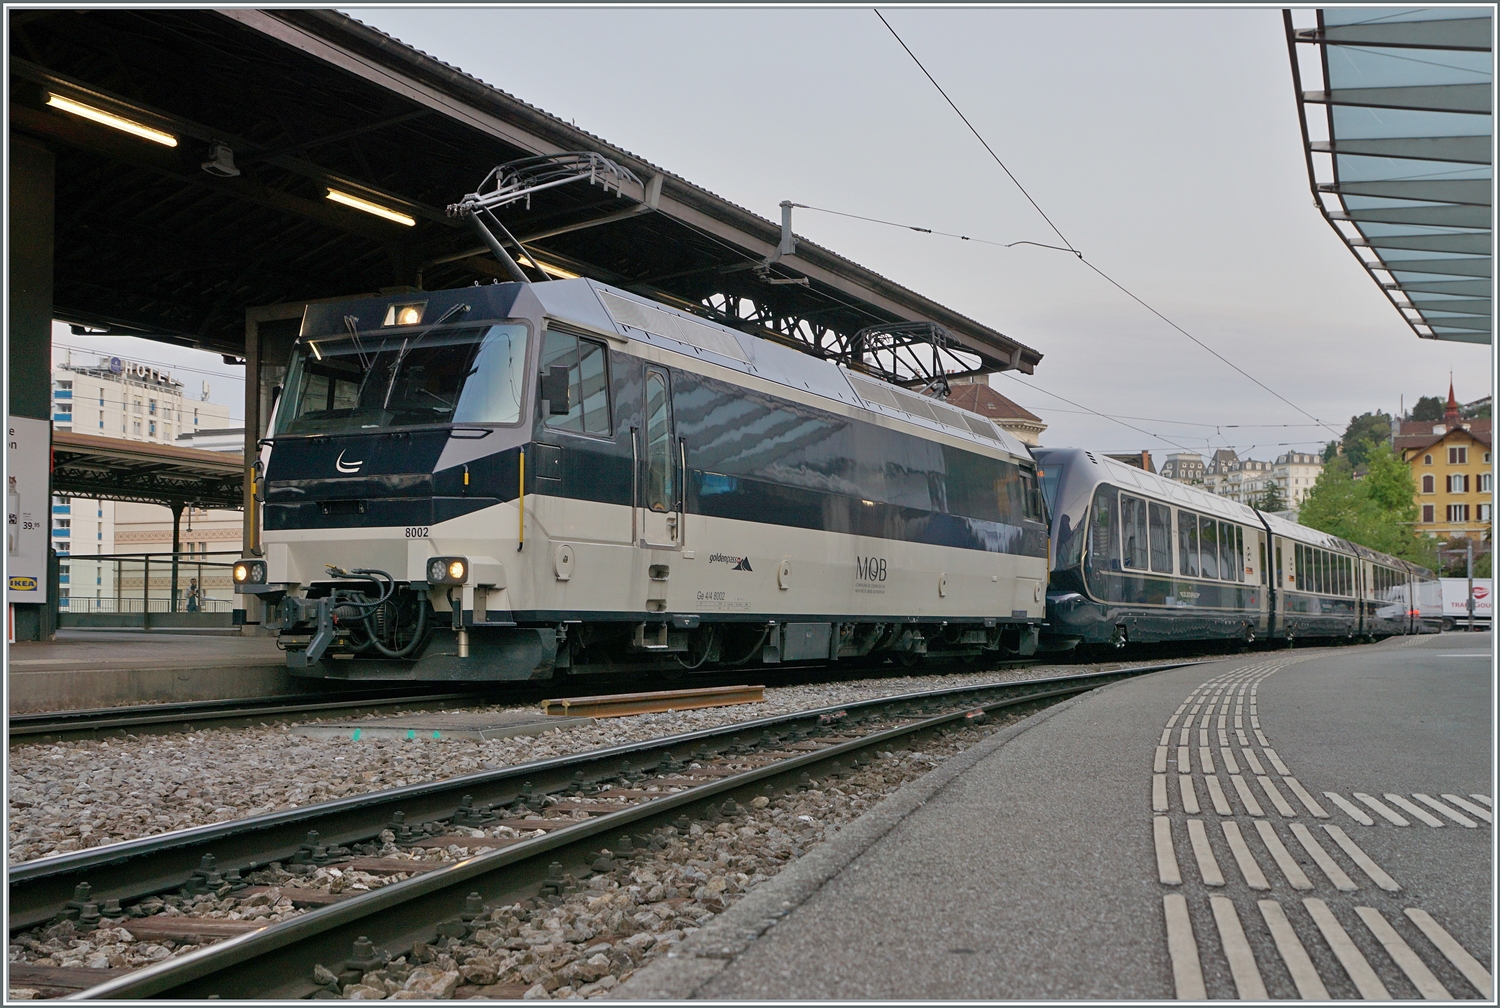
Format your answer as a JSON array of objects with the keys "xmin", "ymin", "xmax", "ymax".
[
  {"xmin": 1397, "ymin": 385, "xmax": 1492, "ymax": 565},
  {"xmin": 1172, "ymin": 448, "xmax": 1322, "ymax": 508},
  {"xmin": 50, "ymin": 354, "xmax": 239, "ymax": 613},
  {"xmin": 1159, "ymin": 453, "xmax": 1204, "ymax": 482}
]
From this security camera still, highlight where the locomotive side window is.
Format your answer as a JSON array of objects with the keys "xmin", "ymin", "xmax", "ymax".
[
  {"xmin": 644, "ymin": 370, "xmax": 675, "ymax": 512},
  {"xmin": 1018, "ymin": 468, "xmax": 1045, "ymax": 522},
  {"xmin": 1178, "ymin": 510, "xmax": 1199, "ymax": 577},
  {"xmin": 541, "ymin": 329, "xmax": 611, "ymax": 435},
  {"xmin": 1199, "ymin": 516, "xmax": 1219, "ymax": 579},
  {"xmin": 1148, "ymin": 502, "xmax": 1173, "ymax": 573},
  {"xmin": 1121, "ymin": 494, "xmax": 1148, "ymax": 569},
  {"xmin": 1090, "ymin": 487, "xmax": 1120, "ymax": 571}
]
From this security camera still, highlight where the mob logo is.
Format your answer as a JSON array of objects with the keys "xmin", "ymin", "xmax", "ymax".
[{"xmin": 855, "ymin": 556, "xmax": 887, "ymax": 582}]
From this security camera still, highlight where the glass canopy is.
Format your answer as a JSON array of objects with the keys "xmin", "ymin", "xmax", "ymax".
[{"xmin": 1286, "ymin": 9, "xmax": 1492, "ymax": 344}]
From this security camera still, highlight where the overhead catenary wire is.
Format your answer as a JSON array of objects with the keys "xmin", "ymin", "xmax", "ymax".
[
  {"xmin": 994, "ymin": 371, "xmax": 1194, "ymax": 451},
  {"xmin": 873, "ymin": 11, "xmax": 1346, "ymax": 443}
]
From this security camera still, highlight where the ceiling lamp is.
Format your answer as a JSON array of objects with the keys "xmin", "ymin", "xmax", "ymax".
[
  {"xmin": 46, "ymin": 93, "xmax": 177, "ymax": 147},
  {"xmin": 326, "ymin": 188, "xmax": 416, "ymax": 227}
]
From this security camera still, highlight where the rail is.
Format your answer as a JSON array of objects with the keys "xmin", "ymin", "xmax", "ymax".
[
  {"xmin": 63, "ymin": 662, "xmax": 1203, "ymax": 998},
  {"xmin": 8, "ymin": 689, "xmax": 485, "ymax": 746},
  {"xmin": 9, "ymin": 662, "xmax": 1202, "ymax": 944}
]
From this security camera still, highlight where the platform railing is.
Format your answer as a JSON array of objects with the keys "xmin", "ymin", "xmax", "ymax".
[{"xmin": 55, "ymin": 551, "xmax": 240, "ymax": 626}]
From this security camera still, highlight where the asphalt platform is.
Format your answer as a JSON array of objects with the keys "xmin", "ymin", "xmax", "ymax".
[{"xmin": 618, "ymin": 632, "xmax": 1493, "ymax": 1000}]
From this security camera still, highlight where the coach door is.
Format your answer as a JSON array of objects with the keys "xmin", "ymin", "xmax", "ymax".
[{"xmin": 638, "ymin": 367, "xmax": 682, "ymax": 549}]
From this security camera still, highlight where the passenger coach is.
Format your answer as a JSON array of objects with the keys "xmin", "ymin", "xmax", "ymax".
[
  {"xmin": 1034, "ymin": 449, "xmax": 1438, "ymax": 650},
  {"xmin": 236, "ymin": 279, "xmax": 1050, "ymax": 680}
]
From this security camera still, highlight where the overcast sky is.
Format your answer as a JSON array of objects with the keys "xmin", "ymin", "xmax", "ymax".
[{"xmin": 61, "ymin": 7, "xmax": 1490, "ymax": 457}]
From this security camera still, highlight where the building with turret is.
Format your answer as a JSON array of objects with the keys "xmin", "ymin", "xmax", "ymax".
[{"xmin": 1396, "ymin": 382, "xmax": 1492, "ymax": 560}]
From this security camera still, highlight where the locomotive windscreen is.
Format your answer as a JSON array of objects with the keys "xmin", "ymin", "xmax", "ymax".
[{"xmin": 276, "ymin": 323, "xmax": 529, "ymax": 435}]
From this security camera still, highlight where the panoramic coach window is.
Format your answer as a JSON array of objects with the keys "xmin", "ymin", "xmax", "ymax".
[
  {"xmin": 541, "ymin": 328, "xmax": 611, "ymax": 435},
  {"xmin": 277, "ymin": 323, "xmax": 528, "ymax": 435},
  {"xmin": 1199, "ymin": 516, "xmax": 1219, "ymax": 580},
  {"xmin": 1090, "ymin": 487, "xmax": 1121, "ymax": 571},
  {"xmin": 644, "ymin": 370, "xmax": 674, "ymax": 512},
  {"xmin": 1148, "ymin": 502, "xmax": 1173, "ymax": 573},
  {"xmin": 1178, "ymin": 510, "xmax": 1199, "ymax": 577},
  {"xmin": 1221, "ymin": 522, "xmax": 1243, "ymax": 582},
  {"xmin": 1120, "ymin": 494, "xmax": 1148, "ymax": 570}
]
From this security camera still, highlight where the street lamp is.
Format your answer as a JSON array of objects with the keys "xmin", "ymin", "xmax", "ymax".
[{"xmin": 1437, "ymin": 537, "xmax": 1478, "ymax": 632}]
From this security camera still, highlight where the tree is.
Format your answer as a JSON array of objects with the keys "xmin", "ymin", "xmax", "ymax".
[
  {"xmin": 1322, "ymin": 441, "xmax": 1340, "ymax": 463},
  {"xmin": 1298, "ymin": 457, "xmax": 1379, "ymax": 543},
  {"xmin": 1362, "ymin": 443, "xmax": 1418, "ymax": 523},
  {"xmin": 1340, "ymin": 411, "xmax": 1394, "ymax": 468},
  {"xmin": 1253, "ymin": 482, "xmax": 1287, "ymax": 513},
  {"xmin": 1410, "ymin": 396, "xmax": 1445, "ymax": 422},
  {"xmin": 1299, "ymin": 447, "xmax": 1436, "ymax": 568}
]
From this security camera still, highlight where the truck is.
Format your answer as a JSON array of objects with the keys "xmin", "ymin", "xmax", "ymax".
[{"xmin": 1438, "ymin": 578, "xmax": 1491, "ymax": 630}]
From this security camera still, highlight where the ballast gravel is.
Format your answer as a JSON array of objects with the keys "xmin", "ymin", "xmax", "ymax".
[
  {"xmin": 7, "ymin": 714, "xmax": 1024, "ymax": 1000},
  {"xmin": 7, "ymin": 661, "xmax": 1162, "ymax": 863}
]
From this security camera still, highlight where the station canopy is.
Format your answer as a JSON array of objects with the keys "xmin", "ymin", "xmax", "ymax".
[
  {"xmin": 1287, "ymin": 9, "xmax": 1492, "ymax": 345},
  {"xmin": 11, "ymin": 9, "xmax": 1040, "ymax": 385},
  {"xmin": 50, "ymin": 431, "xmax": 244, "ymax": 510}
]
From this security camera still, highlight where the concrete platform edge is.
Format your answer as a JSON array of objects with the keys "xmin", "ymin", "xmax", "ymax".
[
  {"xmin": 8, "ymin": 664, "xmax": 298, "ymax": 713},
  {"xmin": 610, "ymin": 687, "xmax": 1104, "ymax": 1001}
]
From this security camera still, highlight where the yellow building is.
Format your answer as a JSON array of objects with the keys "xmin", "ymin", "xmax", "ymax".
[{"xmin": 1396, "ymin": 385, "xmax": 1492, "ymax": 557}]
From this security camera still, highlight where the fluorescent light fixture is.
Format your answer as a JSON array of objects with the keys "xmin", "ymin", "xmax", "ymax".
[
  {"xmin": 308, "ymin": 341, "xmax": 323, "ymax": 361},
  {"xmin": 326, "ymin": 188, "xmax": 416, "ymax": 227},
  {"xmin": 46, "ymin": 93, "xmax": 177, "ymax": 147},
  {"xmin": 530, "ymin": 259, "xmax": 580, "ymax": 279}
]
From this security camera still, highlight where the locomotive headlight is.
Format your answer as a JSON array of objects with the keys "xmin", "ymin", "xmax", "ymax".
[
  {"xmin": 232, "ymin": 559, "xmax": 267, "ymax": 591},
  {"xmin": 427, "ymin": 556, "xmax": 468, "ymax": 585}
]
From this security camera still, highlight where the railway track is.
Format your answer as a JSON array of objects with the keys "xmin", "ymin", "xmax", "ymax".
[
  {"xmin": 9, "ymin": 660, "xmax": 1204, "ymax": 999},
  {"xmin": 7, "ymin": 690, "xmax": 487, "ymax": 746}
]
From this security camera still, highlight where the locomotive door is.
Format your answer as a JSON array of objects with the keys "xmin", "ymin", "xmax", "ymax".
[{"xmin": 638, "ymin": 367, "xmax": 681, "ymax": 549}]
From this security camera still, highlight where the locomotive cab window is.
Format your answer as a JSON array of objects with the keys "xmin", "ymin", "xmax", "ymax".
[
  {"xmin": 277, "ymin": 323, "xmax": 528, "ymax": 436},
  {"xmin": 541, "ymin": 327, "xmax": 611, "ymax": 436}
]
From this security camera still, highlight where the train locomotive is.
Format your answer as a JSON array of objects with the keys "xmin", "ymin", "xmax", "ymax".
[
  {"xmin": 1034, "ymin": 448, "xmax": 1440, "ymax": 651},
  {"xmin": 235, "ymin": 279, "xmax": 1051, "ymax": 681}
]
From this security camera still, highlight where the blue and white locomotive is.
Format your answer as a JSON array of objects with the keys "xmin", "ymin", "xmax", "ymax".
[{"xmin": 234, "ymin": 279, "xmax": 1051, "ymax": 681}]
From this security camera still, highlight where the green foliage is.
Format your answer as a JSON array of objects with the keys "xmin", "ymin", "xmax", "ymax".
[
  {"xmin": 1409, "ymin": 395, "xmax": 1445, "ymax": 422},
  {"xmin": 1476, "ymin": 551, "xmax": 1493, "ymax": 578},
  {"xmin": 1340, "ymin": 411, "xmax": 1394, "ymax": 468},
  {"xmin": 1363, "ymin": 443, "xmax": 1417, "ymax": 521},
  {"xmin": 1252, "ymin": 481, "xmax": 1287, "ymax": 513},
  {"xmin": 1322, "ymin": 441, "xmax": 1339, "ymax": 463},
  {"xmin": 1299, "ymin": 448, "xmax": 1435, "ymax": 568},
  {"xmin": 1462, "ymin": 400, "xmax": 1491, "ymax": 420}
]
